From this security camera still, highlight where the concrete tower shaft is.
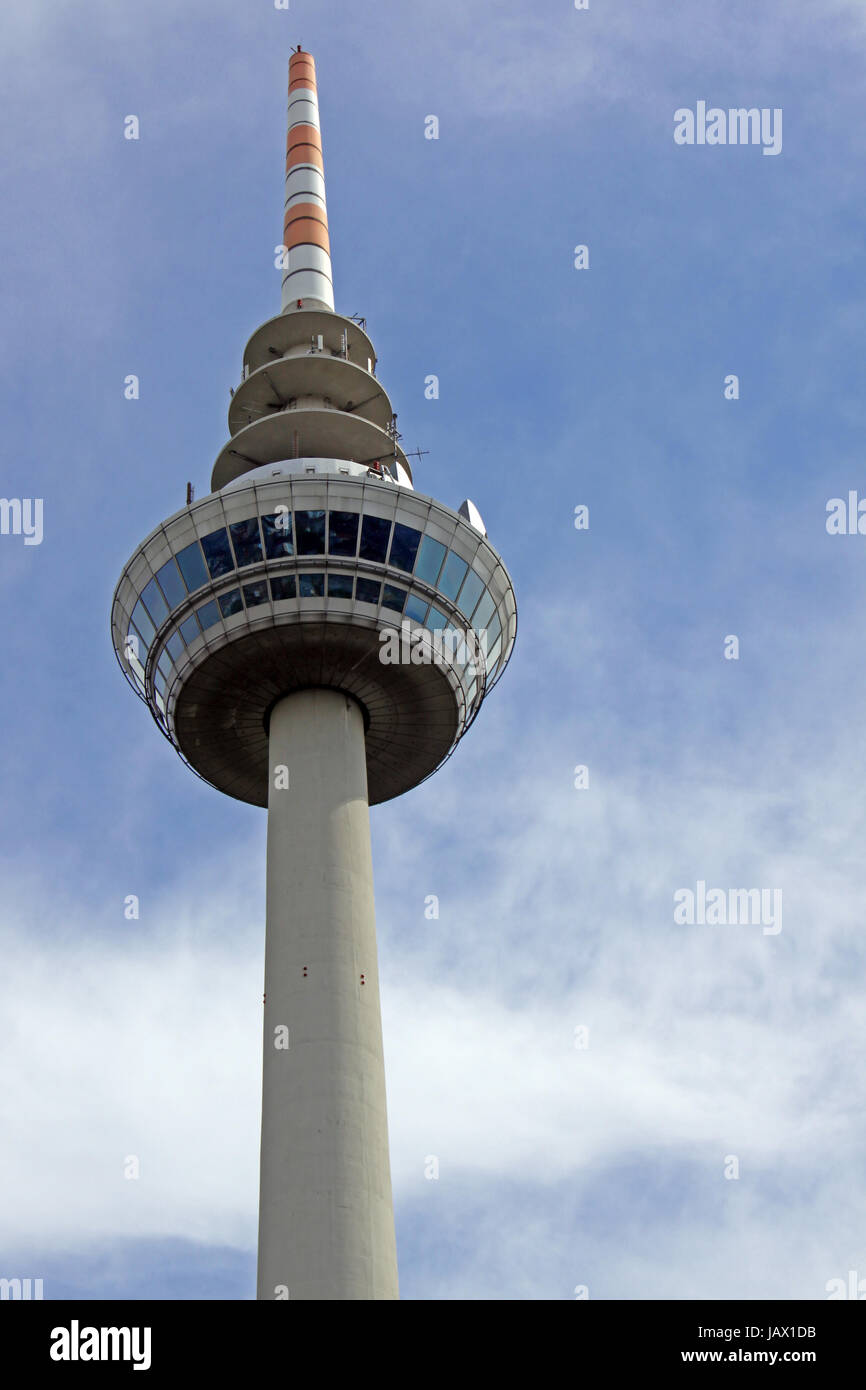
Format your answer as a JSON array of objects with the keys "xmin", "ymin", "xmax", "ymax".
[{"xmin": 260, "ymin": 689, "xmax": 398, "ymax": 1299}]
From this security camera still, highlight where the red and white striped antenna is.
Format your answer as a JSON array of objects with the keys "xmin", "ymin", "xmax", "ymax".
[{"xmin": 281, "ymin": 47, "xmax": 334, "ymax": 312}]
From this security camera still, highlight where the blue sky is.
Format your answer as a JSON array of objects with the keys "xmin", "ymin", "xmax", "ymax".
[{"xmin": 1, "ymin": 0, "xmax": 865, "ymax": 1299}]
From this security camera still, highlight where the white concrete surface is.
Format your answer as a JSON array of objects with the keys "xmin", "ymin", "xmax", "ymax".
[{"xmin": 257, "ymin": 688, "xmax": 399, "ymax": 1300}]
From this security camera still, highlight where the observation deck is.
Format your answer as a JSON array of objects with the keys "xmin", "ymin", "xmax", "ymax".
[{"xmin": 111, "ymin": 462, "xmax": 516, "ymax": 806}]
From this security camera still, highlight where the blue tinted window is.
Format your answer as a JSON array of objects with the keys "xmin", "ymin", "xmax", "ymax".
[
  {"xmin": 359, "ymin": 514, "xmax": 391, "ymax": 562},
  {"xmin": 426, "ymin": 606, "xmax": 448, "ymax": 631},
  {"xmin": 142, "ymin": 577, "xmax": 169, "ymax": 626},
  {"xmin": 457, "ymin": 568, "xmax": 484, "ymax": 617},
  {"xmin": 405, "ymin": 594, "xmax": 428, "ymax": 623},
  {"xmin": 473, "ymin": 590, "xmax": 496, "ymax": 631},
  {"xmin": 438, "ymin": 551, "xmax": 468, "ymax": 601},
  {"xmin": 487, "ymin": 609, "xmax": 502, "ymax": 647},
  {"xmin": 263, "ymin": 511, "xmax": 294, "ymax": 558},
  {"xmin": 356, "ymin": 578, "xmax": 381, "ymax": 605},
  {"xmin": 229, "ymin": 518, "xmax": 263, "ymax": 567},
  {"xmin": 270, "ymin": 575, "xmax": 296, "ymax": 601},
  {"xmin": 176, "ymin": 541, "xmax": 209, "ymax": 592},
  {"xmin": 389, "ymin": 523, "xmax": 422, "ymax": 573},
  {"xmin": 156, "ymin": 558, "xmax": 185, "ymax": 609},
  {"xmin": 157, "ymin": 649, "xmax": 172, "ymax": 680},
  {"xmin": 415, "ymin": 536, "xmax": 446, "ymax": 586},
  {"xmin": 486, "ymin": 635, "xmax": 503, "ymax": 673},
  {"xmin": 218, "ymin": 588, "xmax": 243, "ymax": 618},
  {"xmin": 166, "ymin": 631, "xmax": 184, "ymax": 663},
  {"xmin": 196, "ymin": 599, "xmax": 221, "ymax": 630},
  {"xmin": 382, "ymin": 585, "xmax": 406, "ymax": 613},
  {"xmin": 179, "ymin": 613, "xmax": 201, "ymax": 644},
  {"xmin": 131, "ymin": 600, "xmax": 155, "ymax": 649},
  {"xmin": 328, "ymin": 511, "xmax": 359, "ymax": 556},
  {"xmin": 295, "ymin": 511, "xmax": 325, "ymax": 555},
  {"xmin": 328, "ymin": 574, "xmax": 353, "ymax": 598},
  {"xmin": 299, "ymin": 572, "xmax": 324, "ymax": 597},
  {"xmin": 243, "ymin": 581, "xmax": 269, "ymax": 608},
  {"xmin": 201, "ymin": 528, "xmax": 234, "ymax": 579},
  {"xmin": 154, "ymin": 670, "xmax": 168, "ymax": 699}
]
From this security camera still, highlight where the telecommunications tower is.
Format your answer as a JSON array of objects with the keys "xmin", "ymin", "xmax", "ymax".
[{"xmin": 111, "ymin": 48, "xmax": 517, "ymax": 1300}]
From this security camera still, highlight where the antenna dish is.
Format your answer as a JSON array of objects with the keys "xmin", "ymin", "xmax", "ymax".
[{"xmin": 458, "ymin": 498, "xmax": 486, "ymax": 536}]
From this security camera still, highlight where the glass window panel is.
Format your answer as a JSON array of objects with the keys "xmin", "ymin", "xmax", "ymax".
[
  {"xmin": 359, "ymin": 514, "xmax": 391, "ymax": 563},
  {"xmin": 415, "ymin": 535, "xmax": 447, "ymax": 586},
  {"xmin": 465, "ymin": 678, "xmax": 478, "ymax": 707},
  {"xmin": 201, "ymin": 528, "xmax": 234, "ymax": 579},
  {"xmin": 460, "ymin": 634, "xmax": 480, "ymax": 677},
  {"xmin": 473, "ymin": 589, "xmax": 496, "ymax": 632},
  {"xmin": 453, "ymin": 632, "xmax": 475, "ymax": 673},
  {"xmin": 155, "ymin": 691, "xmax": 167, "ymax": 717},
  {"xmin": 487, "ymin": 609, "xmax": 502, "ymax": 646},
  {"xmin": 472, "ymin": 628, "xmax": 491, "ymax": 673},
  {"xmin": 485, "ymin": 635, "xmax": 503, "ymax": 673},
  {"xmin": 263, "ymin": 511, "xmax": 294, "ymax": 558},
  {"xmin": 176, "ymin": 541, "xmax": 209, "ymax": 592},
  {"xmin": 438, "ymin": 550, "xmax": 469, "ymax": 601},
  {"xmin": 125, "ymin": 635, "xmax": 146, "ymax": 681},
  {"xmin": 166, "ymin": 631, "xmax": 184, "ymax": 663},
  {"xmin": 328, "ymin": 511, "xmax": 359, "ymax": 557},
  {"xmin": 298, "ymin": 572, "xmax": 325, "ymax": 597},
  {"xmin": 141, "ymin": 577, "xmax": 169, "ymax": 627},
  {"xmin": 131, "ymin": 601, "xmax": 155, "ymax": 650},
  {"xmin": 405, "ymin": 594, "xmax": 428, "ymax": 623},
  {"xmin": 229, "ymin": 518, "xmax": 263, "ymax": 567},
  {"xmin": 389, "ymin": 522, "xmax": 422, "ymax": 573},
  {"xmin": 270, "ymin": 575, "xmax": 297, "ymax": 601},
  {"xmin": 425, "ymin": 606, "xmax": 449, "ymax": 631},
  {"xmin": 464, "ymin": 647, "xmax": 482, "ymax": 681},
  {"xmin": 156, "ymin": 558, "xmax": 185, "ymax": 609},
  {"xmin": 154, "ymin": 669, "xmax": 168, "ymax": 698},
  {"xmin": 196, "ymin": 599, "xmax": 221, "ymax": 630},
  {"xmin": 179, "ymin": 613, "xmax": 201, "ymax": 644},
  {"xmin": 125, "ymin": 623, "xmax": 146, "ymax": 668},
  {"xmin": 295, "ymin": 510, "xmax": 326, "ymax": 555},
  {"xmin": 327, "ymin": 574, "xmax": 353, "ymax": 598},
  {"xmin": 218, "ymin": 588, "xmax": 243, "ymax": 618},
  {"xmin": 457, "ymin": 568, "xmax": 484, "ymax": 618},
  {"xmin": 157, "ymin": 649, "xmax": 172, "ymax": 680},
  {"xmin": 356, "ymin": 578, "xmax": 381, "ymax": 605},
  {"xmin": 243, "ymin": 581, "xmax": 269, "ymax": 608},
  {"xmin": 381, "ymin": 585, "xmax": 406, "ymax": 613}
]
